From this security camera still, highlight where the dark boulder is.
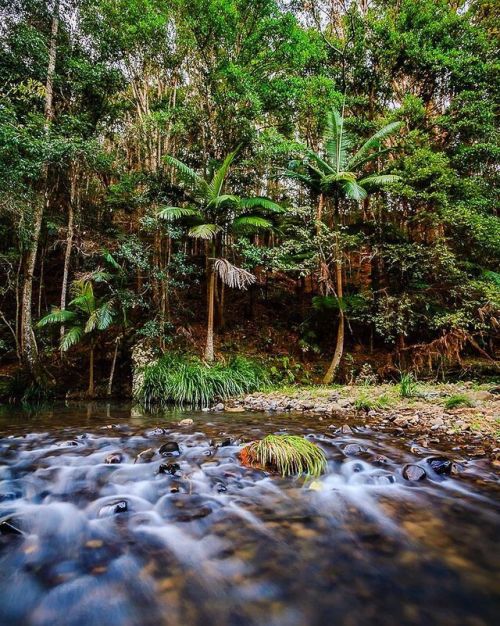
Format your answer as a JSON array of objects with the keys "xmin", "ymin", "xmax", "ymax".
[
  {"xmin": 159, "ymin": 442, "xmax": 180, "ymax": 457},
  {"xmin": 158, "ymin": 463, "xmax": 181, "ymax": 476},
  {"xmin": 135, "ymin": 448, "xmax": 156, "ymax": 463},
  {"xmin": 426, "ymin": 457, "xmax": 453, "ymax": 475}
]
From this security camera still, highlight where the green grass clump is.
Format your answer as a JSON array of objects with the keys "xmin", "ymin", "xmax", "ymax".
[
  {"xmin": 444, "ymin": 394, "xmax": 474, "ymax": 409},
  {"xmin": 399, "ymin": 373, "xmax": 418, "ymax": 398},
  {"xmin": 354, "ymin": 392, "xmax": 392, "ymax": 411},
  {"xmin": 137, "ymin": 353, "xmax": 268, "ymax": 408},
  {"xmin": 241, "ymin": 435, "xmax": 327, "ymax": 477}
]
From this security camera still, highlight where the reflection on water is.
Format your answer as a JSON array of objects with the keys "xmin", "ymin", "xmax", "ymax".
[{"xmin": 0, "ymin": 403, "xmax": 499, "ymax": 626}]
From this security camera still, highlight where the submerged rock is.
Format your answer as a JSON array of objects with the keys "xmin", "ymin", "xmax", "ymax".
[
  {"xmin": 159, "ymin": 442, "xmax": 180, "ymax": 457},
  {"xmin": 402, "ymin": 464, "xmax": 426, "ymax": 481}
]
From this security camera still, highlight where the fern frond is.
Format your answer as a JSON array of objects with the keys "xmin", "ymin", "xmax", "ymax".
[
  {"xmin": 60, "ymin": 325, "xmax": 83, "ymax": 351},
  {"xmin": 188, "ymin": 224, "xmax": 222, "ymax": 240}
]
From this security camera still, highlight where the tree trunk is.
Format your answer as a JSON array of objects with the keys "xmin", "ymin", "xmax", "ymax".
[
  {"xmin": 323, "ymin": 240, "xmax": 344, "ymax": 384},
  {"xmin": 60, "ymin": 165, "xmax": 77, "ymax": 344},
  {"xmin": 20, "ymin": 0, "xmax": 59, "ymax": 380},
  {"xmin": 107, "ymin": 336, "xmax": 120, "ymax": 397},
  {"xmin": 204, "ymin": 266, "xmax": 215, "ymax": 362},
  {"xmin": 88, "ymin": 342, "xmax": 95, "ymax": 397}
]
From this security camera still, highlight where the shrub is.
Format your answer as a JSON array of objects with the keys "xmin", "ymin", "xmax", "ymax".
[
  {"xmin": 136, "ymin": 353, "xmax": 268, "ymax": 407},
  {"xmin": 240, "ymin": 435, "xmax": 327, "ymax": 477},
  {"xmin": 444, "ymin": 394, "xmax": 474, "ymax": 409}
]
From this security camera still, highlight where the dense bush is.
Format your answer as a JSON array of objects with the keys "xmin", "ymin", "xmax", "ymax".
[{"xmin": 136, "ymin": 354, "xmax": 268, "ymax": 407}]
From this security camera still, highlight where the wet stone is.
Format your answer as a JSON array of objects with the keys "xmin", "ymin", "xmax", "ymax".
[
  {"xmin": 135, "ymin": 448, "xmax": 156, "ymax": 463},
  {"xmin": 159, "ymin": 442, "xmax": 180, "ymax": 457},
  {"xmin": 104, "ymin": 452, "xmax": 123, "ymax": 465},
  {"xmin": 146, "ymin": 427, "xmax": 168, "ymax": 437},
  {"xmin": 98, "ymin": 500, "xmax": 128, "ymax": 518},
  {"xmin": 426, "ymin": 457, "xmax": 453, "ymax": 475},
  {"xmin": 402, "ymin": 464, "xmax": 426, "ymax": 482},
  {"xmin": 343, "ymin": 444, "xmax": 363, "ymax": 456},
  {"xmin": 158, "ymin": 463, "xmax": 181, "ymax": 476},
  {"xmin": 340, "ymin": 424, "xmax": 353, "ymax": 434}
]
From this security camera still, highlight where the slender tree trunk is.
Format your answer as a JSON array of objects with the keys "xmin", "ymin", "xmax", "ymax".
[
  {"xmin": 205, "ymin": 265, "xmax": 215, "ymax": 362},
  {"xmin": 60, "ymin": 165, "xmax": 77, "ymax": 344},
  {"xmin": 107, "ymin": 336, "xmax": 120, "ymax": 397},
  {"xmin": 88, "ymin": 342, "xmax": 95, "ymax": 397},
  {"xmin": 323, "ymin": 234, "xmax": 344, "ymax": 384},
  {"xmin": 20, "ymin": 0, "xmax": 59, "ymax": 380}
]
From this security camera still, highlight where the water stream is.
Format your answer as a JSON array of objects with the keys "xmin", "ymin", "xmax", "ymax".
[{"xmin": 0, "ymin": 403, "xmax": 498, "ymax": 625}]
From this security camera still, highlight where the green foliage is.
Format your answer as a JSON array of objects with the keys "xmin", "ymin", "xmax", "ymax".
[
  {"xmin": 444, "ymin": 394, "xmax": 474, "ymax": 409},
  {"xmin": 399, "ymin": 373, "xmax": 419, "ymax": 399},
  {"xmin": 241, "ymin": 435, "xmax": 327, "ymax": 478},
  {"xmin": 137, "ymin": 354, "xmax": 268, "ymax": 407}
]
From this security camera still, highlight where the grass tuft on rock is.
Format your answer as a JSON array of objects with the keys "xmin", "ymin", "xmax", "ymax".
[
  {"xmin": 137, "ymin": 353, "xmax": 268, "ymax": 408},
  {"xmin": 241, "ymin": 435, "xmax": 327, "ymax": 477},
  {"xmin": 444, "ymin": 394, "xmax": 474, "ymax": 409}
]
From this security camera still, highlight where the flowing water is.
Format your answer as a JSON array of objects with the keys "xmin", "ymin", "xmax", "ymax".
[{"xmin": 0, "ymin": 403, "xmax": 498, "ymax": 626}]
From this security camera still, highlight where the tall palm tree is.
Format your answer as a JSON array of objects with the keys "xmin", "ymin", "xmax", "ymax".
[
  {"xmin": 160, "ymin": 149, "xmax": 281, "ymax": 361},
  {"xmin": 37, "ymin": 279, "xmax": 114, "ymax": 396},
  {"xmin": 285, "ymin": 108, "xmax": 401, "ymax": 383}
]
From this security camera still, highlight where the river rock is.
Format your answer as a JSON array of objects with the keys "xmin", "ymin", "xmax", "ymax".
[
  {"xmin": 158, "ymin": 462, "xmax": 181, "ymax": 476},
  {"xmin": 104, "ymin": 453, "xmax": 123, "ymax": 465},
  {"xmin": 426, "ymin": 457, "xmax": 452, "ymax": 475},
  {"xmin": 98, "ymin": 500, "xmax": 128, "ymax": 517},
  {"xmin": 213, "ymin": 403, "xmax": 225, "ymax": 412},
  {"xmin": 343, "ymin": 443, "xmax": 363, "ymax": 456},
  {"xmin": 146, "ymin": 427, "xmax": 168, "ymax": 436},
  {"xmin": 340, "ymin": 424, "xmax": 353, "ymax": 434},
  {"xmin": 135, "ymin": 448, "xmax": 156, "ymax": 463},
  {"xmin": 159, "ymin": 442, "xmax": 180, "ymax": 457},
  {"xmin": 402, "ymin": 464, "xmax": 426, "ymax": 481},
  {"xmin": 338, "ymin": 399, "xmax": 352, "ymax": 408},
  {"xmin": 178, "ymin": 419, "xmax": 194, "ymax": 426},
  {"xmin": 430, "ymin": 417, "xmax": 444, "ymax": 430}
]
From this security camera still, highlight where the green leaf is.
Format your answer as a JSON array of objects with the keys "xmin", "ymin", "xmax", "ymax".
[
  {"xmin": 348, "ymin": 121, "xmax": 402, "ymax": 170},
  {"xmin": 233, "ymin": 216, "xmax": 273, "ymax": 231},
  {"xmin": 342, "ymin": 180, "xmax": 368, "ymax": 201},
  {"xmin": 158, "ymin": 206, "xmax": 203, "ymax": 221},
  {"xmin": 209, "ymin": 149, "xmax": 239, "ymax": 200},
  {"xmin": 188, "ymin": 224, "xmax": 222, "ymax": 239},
  {"xmin": 359, "ymin": 174, "xmax": 400, "ymax": 187},
  {"xmin": 239, "ymin": 197, "xmax": 283, "ymax": 212},
  {"xmin": 37, "ymin": 308, "xmax": 76, "ymax": 327},
  {"xmin": 60, "ymin": 325, "xmax": 83, "ymax": 351}
]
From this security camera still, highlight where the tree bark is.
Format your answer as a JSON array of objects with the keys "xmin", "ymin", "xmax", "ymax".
[
  {"xmin": 205, "ymin": 265, "xmax": 215, "ymax": 362},
  {"xmin": 20, "ymin": 0, "xmax": 59, "ymax": 380}
]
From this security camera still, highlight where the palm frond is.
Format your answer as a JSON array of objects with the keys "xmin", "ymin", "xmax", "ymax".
[
  {"xmin": 324, "ymin": 108, "xmax": 352, "ymax": 172},
  {"xmin": 95, "ymin": 300, "xmax": 114, "ymax": 330},
  {"xmin": 281, "ymin": 169, "xmax": 315, "ymax": 187},
  {"xmin": 69, "ymin": 280, "xmax": 95, "ymax": 314},
  {"xmin": 348, "ymin": 121, "xmax": 402, "ymax": 170},
  {"xmin": 212, "ymin": 194, "xmax": 240, "ymax": 207},
  {"xmin": 60, "ymin": 325, "xmax": 83, "ymax": 351},
  {"xmin": 305, "ymin": 148, "xmax": 334, "ymax": 175},
  {"xmin": 37, "ymin": 308, "xmax": 76, "ymax": 327},
  {"xmin": 158, "ymin": 206, "xmax": 203, "ymax": 221},
  {"xmin": 188, "ymin": 224, "xmax": 222, "ymax": 240},
  {"xmin": 358, "ymin": 174, "xmax": 400, "ymax": 187},
  {"xmin": 213, "ymin": 258, "xmax": 256, "ymax": 290},
  {"xmin": 232, "ymin": 216, "xmax": 273, "ymax": 232},
  {"xmin": 239, "ymin": 197, "xmax": 283, "ymax": 212},
  {"xmin": 342, "ymin": 180, "xmax": 368, "ymax": 201},
  {"xmin": 208, "ymin": 149, "xmax": 239, "ymax": 200},
  {"xmin": 164, "ymin": 155, "xmax": 206, "ymax": 190}
]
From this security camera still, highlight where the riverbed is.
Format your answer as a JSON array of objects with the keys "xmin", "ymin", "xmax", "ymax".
[{"xmin": 0, "ymin": 403, "xmax": 499, "ymax": 625}]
